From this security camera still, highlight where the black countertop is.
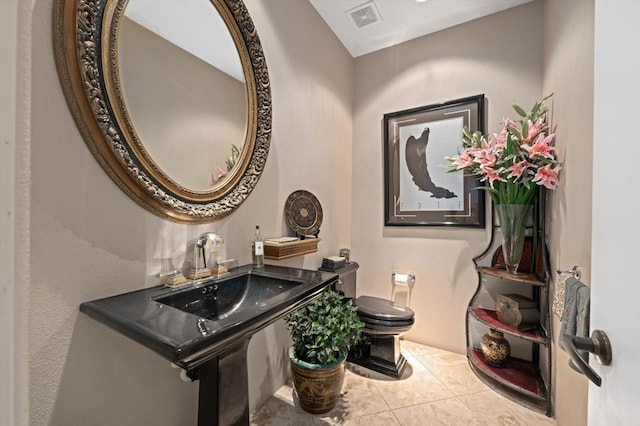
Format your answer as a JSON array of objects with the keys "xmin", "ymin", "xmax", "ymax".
[{"xmin": 80, "ymin": 264, "xmax": 337, "ymax": 370}]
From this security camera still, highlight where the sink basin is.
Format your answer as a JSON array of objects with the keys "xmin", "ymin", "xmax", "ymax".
[
  {"xmin": 79, "ymin": 264, "xmax": 337, "ymax": 369},
  {"xmin": 155, "ymin": 272, "xmax": 302, "ymax": 322}
]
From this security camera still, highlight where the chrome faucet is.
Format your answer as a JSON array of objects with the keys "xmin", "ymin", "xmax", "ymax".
[{"xmin": 187, "ymin": 232, "xmax": 226, "ymax": 280}]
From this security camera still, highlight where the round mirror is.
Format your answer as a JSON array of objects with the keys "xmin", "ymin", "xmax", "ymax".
[{"xmin": 53, "ymin": 0, "xmax": 271, "ymax": 223}]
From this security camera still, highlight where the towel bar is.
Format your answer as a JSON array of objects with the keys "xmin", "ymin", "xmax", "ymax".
[{"xmin": 556, "ymin": 265, "xmax": 581, "ymax": 279}]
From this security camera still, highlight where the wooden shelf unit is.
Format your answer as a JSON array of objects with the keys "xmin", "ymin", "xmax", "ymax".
[{"xmin": 466, "ymin": 190, "xmax": 552, "ymax": 417}]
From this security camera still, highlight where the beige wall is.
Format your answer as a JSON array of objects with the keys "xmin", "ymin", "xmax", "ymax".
[
  {"xmin": 19, "ymin": 0, "xmax": 353, "ymax": 424},
  {"xmin": 119, "ymin": 17, "xmax": 247, "ymax": 191},
  {"xmin": 1, "ymin": 1, "xmax": 27, "ymax": 425},
  {"xmin": 543, "ymin": 0, "xmax": 594, "ymax": 424},
  {"xmin": 352, "ymin": 1, "xmax": 544, "ymax": 354}
]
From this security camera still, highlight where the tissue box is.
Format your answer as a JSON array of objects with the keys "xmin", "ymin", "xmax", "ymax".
[
  {"xmin": 495, "ymin": 294, "xmax": 540, "ymax": 330},
  {"xmin": 321, "ymin": 256, "xmax": 346, "ymax": 271}
]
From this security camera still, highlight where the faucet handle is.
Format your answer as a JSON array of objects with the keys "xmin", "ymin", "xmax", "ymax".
[
  {"xmin": 210, "ymin": 261, "xmax": 229, "ymax": 277},
  {"xmin": 158, "ymin": 270, "xmax": 187, "ymax": 286}
]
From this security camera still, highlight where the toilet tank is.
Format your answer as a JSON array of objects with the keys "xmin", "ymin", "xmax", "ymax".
[{"xmin": 330, "ymin": 262, "xmax": 359, "ymax": 299}]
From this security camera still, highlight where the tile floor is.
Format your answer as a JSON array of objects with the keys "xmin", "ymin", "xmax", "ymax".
[{"xmin": 251, "ymin": 340, "xmax": 556, "ymax": 425}]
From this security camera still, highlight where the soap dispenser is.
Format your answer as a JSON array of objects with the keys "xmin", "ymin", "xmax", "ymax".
[{"xmin": 252, "ymin": 225, "xmax": 264, "ymax": 268}]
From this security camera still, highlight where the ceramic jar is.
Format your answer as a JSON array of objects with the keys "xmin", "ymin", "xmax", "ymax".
[
  {"xmin": 289, "ymin": 348, "xmax": 346, "ymax": 414},
  {"xmin": 481, "ymin": 329, "xmax": 511, "ymax": 368}
]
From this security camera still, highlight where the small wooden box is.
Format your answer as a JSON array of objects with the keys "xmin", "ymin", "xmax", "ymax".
[
  {"xmin": 495, "ymin": 294, "xmax": 540, "ymax": 330},
  {"xmin": 264, "ymin": 238, "xmax": 320, "ymax": 260}
]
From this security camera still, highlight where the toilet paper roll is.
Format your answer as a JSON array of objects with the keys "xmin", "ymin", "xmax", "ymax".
[{"xmin": 394, "ymin": 273, "xmax": 409, "ymax": 285}]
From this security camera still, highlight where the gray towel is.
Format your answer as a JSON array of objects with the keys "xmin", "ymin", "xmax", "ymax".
[
  {"xmin": 576, "ymin": 284, "xmax": 590, "ymax": 339},
  {"xmin": 560, "ymin": 277, "xmax": 582, "ymax": 349},
  {"xmin": 560, "ymin": 277, "xmax": 590, "ymax": 370}
]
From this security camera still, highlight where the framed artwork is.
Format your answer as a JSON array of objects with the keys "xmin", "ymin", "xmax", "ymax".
[{"xmin": 384, "ymin": 94, "xmax": 485, "ymax": 227}]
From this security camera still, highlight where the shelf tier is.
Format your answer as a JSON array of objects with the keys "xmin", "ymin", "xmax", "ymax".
[
  {"xmin": 468, "ymin": 348, "xmax": 547, "ymax": 401},
  {"xmin": 469, "ymin": 308, "xmax": 548, "ymax": 345},
  {"xmin": 478, "ymin": 267, "xmax": 546, "ymax": 286}
]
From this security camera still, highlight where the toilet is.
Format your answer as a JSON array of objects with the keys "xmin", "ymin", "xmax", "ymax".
[{"xmin": 330, "ymin": 262, "xmax": 415, "ymax": 378}]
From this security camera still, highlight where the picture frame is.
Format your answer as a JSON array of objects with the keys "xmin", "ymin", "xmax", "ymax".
[{"xmin": 384, "ymin": 94, "xmax": 485, "ymax": 227}]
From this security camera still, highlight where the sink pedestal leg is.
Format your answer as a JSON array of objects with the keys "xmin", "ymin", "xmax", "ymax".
[{"xmin": 197, "ymin": 339, "xmax": 251, "ymax": 426}]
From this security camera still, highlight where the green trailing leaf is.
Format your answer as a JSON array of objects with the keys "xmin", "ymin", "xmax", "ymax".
[
  {"xmin": 512, "ymin": 103, "xmax": 527, "ymax": 117},
  {"xmin": 530, "ymin": 102, "xmax": 541, "ymax": 119},
  {"xmin": 462, "ymin": 126, "xmax": 472, "ymax": 140},
  {"xmin": 522, "ymin": 121, "xmax": 529, "ymax": 140}
]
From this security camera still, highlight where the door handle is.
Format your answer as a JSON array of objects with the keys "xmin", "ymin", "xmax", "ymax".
[{"xmin": 562, "ymin": 330, "xmax": 612, "ymax": 387}]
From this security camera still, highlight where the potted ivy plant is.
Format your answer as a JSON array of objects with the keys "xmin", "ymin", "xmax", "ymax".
[{"xmin": 284, "ymin": 289, "xmax": 363, "ymax": 414}]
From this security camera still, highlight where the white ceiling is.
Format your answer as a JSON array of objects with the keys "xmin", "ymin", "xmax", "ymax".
[
  {"xmin": 124, "ymin": 0, "xmax": 244, "ymax": 81},
  {"xmin": 308, "ymin": 0, "xmax": 533, "ymax": 57}
]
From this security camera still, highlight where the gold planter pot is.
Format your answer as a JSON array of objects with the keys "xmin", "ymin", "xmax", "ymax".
[{"xmin": 289, "ymin": 347, "xmax": 346, "ymax": 414}]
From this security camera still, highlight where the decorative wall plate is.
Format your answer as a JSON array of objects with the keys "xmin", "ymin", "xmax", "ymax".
[{"xmin": 285, "ymin": 190, "xmax": 323, "ymax": 237}]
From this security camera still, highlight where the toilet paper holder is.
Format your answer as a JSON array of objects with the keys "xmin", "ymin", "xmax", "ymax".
[{"xmin": 391, "ymin": 272, "xmax": 416, "ymax": 307}]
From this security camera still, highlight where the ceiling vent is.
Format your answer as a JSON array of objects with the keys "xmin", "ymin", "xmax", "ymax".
[{"xmin": 347, "ymin": 1, "xmax": 382, "ymax": 29}]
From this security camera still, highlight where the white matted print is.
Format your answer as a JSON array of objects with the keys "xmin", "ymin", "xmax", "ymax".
[
  {"xmin": 398, "ymin": 116, "xmax": 464, "ymax": 212},
  {"xmin": 384, "ymin": 95, "xmax": 485, "ymax": 227}
]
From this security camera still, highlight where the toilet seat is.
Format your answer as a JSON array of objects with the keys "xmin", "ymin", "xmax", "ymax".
[
  {"xmin": 356, "ymin": 296, "xmax": 414, "ymax": 320},
  {"xmin": 355, "ymin": 296, "xmax": 415, "ymax": 333}
]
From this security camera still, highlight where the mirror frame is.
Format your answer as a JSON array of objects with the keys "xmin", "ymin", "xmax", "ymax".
[{"xmin": 53, "ymin": 0, "xmax": 271, "ymax": 223}]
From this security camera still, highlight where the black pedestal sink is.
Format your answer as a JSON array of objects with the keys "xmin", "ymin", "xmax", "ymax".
[{"xmin": 80, "ymin": 265, "xmax": 337, "ymax": 425}]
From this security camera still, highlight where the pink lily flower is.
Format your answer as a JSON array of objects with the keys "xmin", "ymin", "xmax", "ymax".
[
  {"xmin": 523, "ymin": 118, "xmax": 545, "ymax": 143},
  {"xmin": 474, "ymin": 151, "xmax": 497, "ymax": 169},
  {"xmin": 504, "ymin": 118, "xmax": 519, "ymax": 130},
  {"xmin": 490, "ymin": 133, "xmax": 506, "ymax": 152},
  {"xmin": 211, "ymin": 167, "xmax": 228, "ymax": 183},
  {"xmin": 533, "ymin": 165, "xmax": 561, "ymax": 189},
  {"xmin": 523, "ymin": 134, "xmax": 556, "ymax": 160},
  {"xmin": 479, "ymin": 136, "xmax": 493, "ymax": 152},
  {"xmin": 480, "ymin": 167, "xmax": 507, "ymax": 188},
  {"xmin": 451, "ymin": 151, "xmax": 474, "ymax": 169},
  {"xmin": 507, "ymin": 160, "xmax": 529, "ymax": 180},
  {"xmin": 503, "ymin": 119, "xmax": 521, "ymax": 140},
  {"xmin": 498, "ymin": 128, "xmax": 508, "ymax": 144}
]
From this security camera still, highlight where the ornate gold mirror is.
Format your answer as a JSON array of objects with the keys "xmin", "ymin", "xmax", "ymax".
[{"xmin": 53, "ymin": 0, "xmax": 271, "ymax": 223}]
